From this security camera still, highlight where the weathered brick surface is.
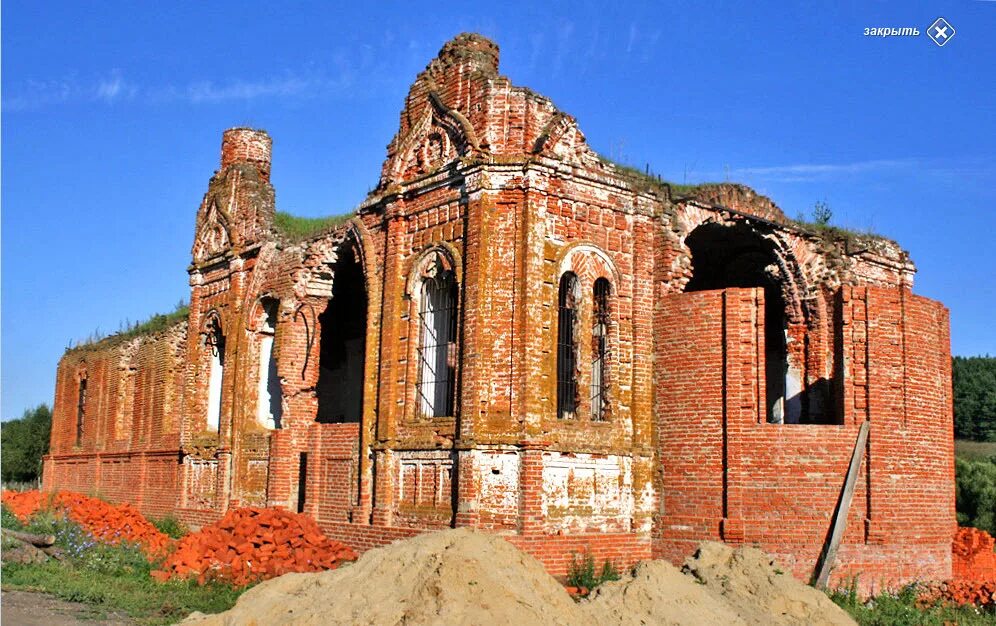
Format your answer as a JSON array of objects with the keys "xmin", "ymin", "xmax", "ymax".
[{"xmin": 43, "ymin": 33, "xmax": 953, "ymax": 589}]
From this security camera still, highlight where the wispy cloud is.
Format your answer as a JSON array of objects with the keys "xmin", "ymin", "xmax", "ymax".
[
  {"xmin": 553, "ymin": 21, "xmax": 575, "ymax": 73},
  {"xmin": 95, "ymin": 70, "xmax": 137, "ymax": 103},
  {"xmin": 716, "ymin": 158, "xmax": 917, "ymax": 182},
  {"xmin": 2, "ymin": 69, "xmax": 349, "ymax": 112}
]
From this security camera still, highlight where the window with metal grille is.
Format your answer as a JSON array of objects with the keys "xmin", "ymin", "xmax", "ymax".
[
  {"xmin": 76, "ymin": 376, "xmax": 87, "ymax": 446},
  {"xmin": 557, "ymin": 272, "xmax": 580, "ymax": 419},
  {"xmin": 417, "ymin": 268, "xmax": 457, "ymax": 418},
  {"xmin": 590, "ymin": 278, "xmax": 611, "ymax": 421}
]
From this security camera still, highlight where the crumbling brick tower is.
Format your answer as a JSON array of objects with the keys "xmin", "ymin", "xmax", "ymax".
[{"xmin": 44, "ymin": 33, "xmax": 954, "ymax": 588}]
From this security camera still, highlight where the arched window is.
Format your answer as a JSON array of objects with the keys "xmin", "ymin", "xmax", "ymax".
[
  {"xmin": 76, "ymin": 371, "xmax": 87, "ymax": 446},
  {"xmin": 257, "ymin": 300, "xmax": 283, "ymax": 429},
  {"xmin": 417, "ymin": 260, "xmax": 458, "ymax": 418},
  {"xmin": 590, "ymin": 278, "xmax": 611, "ymax": 421},
  {"xmin": 557, "ymin": 272, "xmax": 580, "ymax": 419},
  {"xmin": 205, "ymin": 317, "xmax": 225, "ymax": 432}
]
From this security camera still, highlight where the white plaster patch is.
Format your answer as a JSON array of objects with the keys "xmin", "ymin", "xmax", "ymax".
[
  {"xmin": 476, "ymin": 450, "xmax": 519, "ymax": 515},
  {"xmin": 541, "ymin": 452, "xmax": 633, "ymax": 533}
]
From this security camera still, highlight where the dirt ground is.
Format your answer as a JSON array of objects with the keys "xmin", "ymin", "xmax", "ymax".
[{"xmin": 0, "ymin": 590, "xmax": 135, "ymax": 626}]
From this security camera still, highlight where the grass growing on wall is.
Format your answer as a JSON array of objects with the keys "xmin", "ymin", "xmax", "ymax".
[
  {"xmin": 69, "ymin": 301, "xmax": 189, "ymax": 351},
  {"xmin": 273, "ymin": 210, "xmax": 354, "ymax": 242}
]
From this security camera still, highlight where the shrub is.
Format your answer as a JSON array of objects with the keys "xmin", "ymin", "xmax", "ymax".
[
  {"xmin": 956, "ymin": 457, "xmax": 996, "ymax": 535},
  {"xmin": 150, "ymin": 514, "xmax": 189, "ymax": 539},
  {"xmin": 566, "ymin": 550, "xmax": 620, "ymax": 591}
]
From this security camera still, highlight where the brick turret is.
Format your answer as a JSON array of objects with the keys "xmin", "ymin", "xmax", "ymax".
[{"xmin": 221, "ymin": 127, "xmax": 272, "ymax": 182}]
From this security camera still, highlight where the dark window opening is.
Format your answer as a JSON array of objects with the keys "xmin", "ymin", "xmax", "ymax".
[
  {"xmin": 557, "ymin": 272, "xmax": 580, "ymax": 419},
  {"xmin": 590, "ymin": 278, "xmax": 611, "ymax": 421},
  {"xmin": 76, "ymin": 377, "xmax": 87, "ymax": 446},
  {"xmin": 317, "ymin": 244, "xmax": 367, "ymax": 423},
  {"xmin": 297, "ymin": 452, "xmax": 308, "ymax": 513},
  {"xmin": 685, "ymin": 222, "xmax": 793, "ymax": 424},
  {"xmin": 417, "ymin": 264, "xmax": 458, "ymax": 418}
]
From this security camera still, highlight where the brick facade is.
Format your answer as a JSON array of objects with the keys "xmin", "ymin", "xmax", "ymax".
[{"xmin": 43, "ymin": 33, "xmax": 954, "ymax": 589}]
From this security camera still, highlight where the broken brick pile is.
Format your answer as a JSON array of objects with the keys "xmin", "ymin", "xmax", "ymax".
[
  {"xmin": 2, "ymin": 490, "xmax": 45, "ymax": 522},
  {"xmin": 917, "ymin": 527, "xmax": 996, "ymax": 608},
  {"xmin": 151, "ymin": 507, "xmax": 357, "ymax": 586},
  {"xmin": 2, "ymin": 490, "xmax": 173, "ymax": 557},
  {"xmin": 920, "ymin": 580, "xmax": 996, "ymax": 609},
  {"xmin": 54, "ymin": 491, "xmax": 174, "ymax": 557},
  {"xmin": 952, "ymin": 526, "xmax": 996, "ymax": 582}
]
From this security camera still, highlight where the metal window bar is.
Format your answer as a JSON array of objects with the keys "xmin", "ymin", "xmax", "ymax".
[
  {"xmin": 417, "ymin": 273, "xmax": 457, "ymax": 417},
  {"xmin": 76, "ymin": 378, "xmax": 87, "ymax": 445},
  {"xmin": 590, "ymin": 278, "xmax": 610, "ymax": 421},
  {"xmin": 557, "ymin": 273, "xmax": 579, "ymax": 419}
]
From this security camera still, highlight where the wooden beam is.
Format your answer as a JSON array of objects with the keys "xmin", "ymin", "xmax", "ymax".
[{"xmin": 813, "ymin": 420, "xmax": 870, "ymax": 589}]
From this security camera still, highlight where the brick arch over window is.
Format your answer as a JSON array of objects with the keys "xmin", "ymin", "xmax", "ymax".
[{"xmin": 405, "ymin": 245, "xmax": 462, "ymax": 419}]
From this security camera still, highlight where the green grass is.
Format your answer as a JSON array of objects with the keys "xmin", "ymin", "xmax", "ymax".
[
  {"xmin": 273, "ymin": 210, "xmax": 354, "ymax": 242},
  {"xmin": 1, "ymin": 505, "xmax": 243, "ymax": 624},
  {"xmin": 2, "ymin": 561, "xmax": 243, "ymax": 625},
  {"xmin": 829, "ymin": 582, "xmax": 996, "ymax": 626},
  {"xmin": 957, "ymin": 439, "xmax": 996, "ymax": 461},
  {"xmin": 149, "ymin": 514, "xmax": 189, "ymax": 539},
  {"xmin": 69, "ymin": 302, "xmax": 189, "ymax": 352}
]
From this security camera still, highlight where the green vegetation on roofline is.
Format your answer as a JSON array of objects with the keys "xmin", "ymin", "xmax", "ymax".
[
  {"xmin": 596, "ymin": 155, "xmax": 727, "ymax": 199},
  {"xmin": 69, "ymin": 301, "xmax": 189, "ymax": 352},
  {"xmin": 273, "ymin": 210, "xmax": 355, "ymax": 242}
]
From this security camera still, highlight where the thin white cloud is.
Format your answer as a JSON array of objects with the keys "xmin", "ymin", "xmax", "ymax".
[
  {"xmin": 712, "ymin": 159, "xmax": 917, "ymax": 182},
  {"xmin": 95, "ymin": 70, "xmax": 137, "ymax": 103},
  {"xmin": 3, "ymin": 70, "xmax": 351, "ymax": 112}
]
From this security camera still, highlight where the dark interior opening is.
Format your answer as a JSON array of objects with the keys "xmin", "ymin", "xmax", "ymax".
[
  {"xmin": 685, "ymin": 222, "xmax": 789, "ymax": 423},
  {"xmin": 316, "ymin": 243, "xmax": 367, "ymax": 423},
  {"xmin": 297, "ymin": 452, "xmax": 308, "ymax": 513}
]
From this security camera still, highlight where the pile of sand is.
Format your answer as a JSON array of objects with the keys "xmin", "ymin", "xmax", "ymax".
[
  {"xmin": 584, "ymin": 541, "xmax": 853, "ymax": 626},
  {"xmin": 184, "ymin": 528, "xmax": 588, "ymax": 626},
  {"xmin": 185, "ymin": 530, "xmax": 855, "ymax": 626},
  {"xmin": 581, "ymin": 559, "xmax": 745, "ymax": 626}
]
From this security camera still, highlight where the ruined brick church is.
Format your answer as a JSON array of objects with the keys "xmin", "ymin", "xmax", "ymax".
[{"xmin": 44, "ymin": 34, "xmax": 954, "ymax": 587}]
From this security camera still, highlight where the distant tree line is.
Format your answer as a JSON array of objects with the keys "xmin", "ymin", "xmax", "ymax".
[
  {"xmin": 1, "ymin": 404, "xmax": 51, "ymax": 484},
  {"xmin": 954, "ymin": 356, "xmax": 996, "ymax": 441}
]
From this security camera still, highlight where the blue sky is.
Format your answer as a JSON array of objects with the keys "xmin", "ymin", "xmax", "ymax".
[{"xmin": 2, "ymin": 1, "xmax": 994, "ymax": 419}]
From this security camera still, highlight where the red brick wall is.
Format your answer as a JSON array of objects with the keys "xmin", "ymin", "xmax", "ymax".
[{"xmin": 654, "ymin": 285, "xmax": 954, "ymax": 590}]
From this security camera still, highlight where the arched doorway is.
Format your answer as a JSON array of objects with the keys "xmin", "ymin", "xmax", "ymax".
[
  {"xmin": 316, "ymin": 241, "xmax": 367, "ymax": 423},
  {"xmin": 685, "ymin": 221, "xmax": 795, "ymax": 423}
]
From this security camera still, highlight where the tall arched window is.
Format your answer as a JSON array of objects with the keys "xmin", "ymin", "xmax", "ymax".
[
  {"xmin": 557, "ymin": 272, "xmax": 580, "ymax": 419},
  {"xmin": 76, "ymin": 371, "xmax": 87, "ymax": 446},
  {"xmin": 417, "ymin": 260, "xmax": 458, "ymax": 418},
  {"xmin": 590, "ymin": 278, "xmax": 611, "ymax": 421},
  {"xmin": 206, "ymin": 317, "xmax": 225, "ymax": 432},
  {"xmin": 257, "ymin": 300, "xmax": 283, "ymax": 429}
]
